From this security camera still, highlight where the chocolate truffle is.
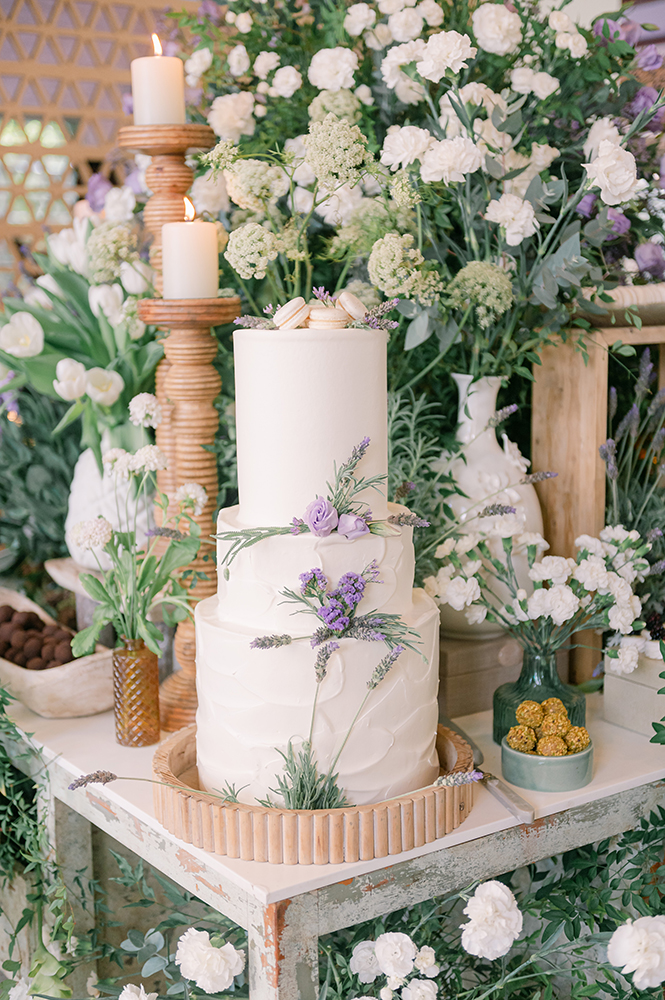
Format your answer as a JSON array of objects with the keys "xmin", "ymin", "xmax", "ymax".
[
  {"xmin": 25, "ymin": 657, "xmax": 45, "ymax": 671},
  {"xmin": 0, "ymin": 605, "xmax": 14, "ymax": 623},
  {"xmin": 515, "ymin": 700, "xmax": 544, "ymax": 727},
  {"xmin": 10, "ymin": 631, "xmax": 27, "ymax": 649},
  {"xmin": 11, "ymin": 611, "xmax": 30, "ymax": 628},
  {"xmin": 0, "ymin": 623, "xmax": 13, "ymax": 643},
  {"xmin": 565, "ymin": 726, "xmax": 591, "ymax": 753},
  {"xmin": 536, "ymin": 735, "xmax": 567, "ymax": 757},
  {"xmin": 23, "ymin": 637, "xmax": 42, "ymax": 660},
  {"xmin": 54, "ymin": 639, "xmax": 72, "ymax": 663},
  {"xmin": 506, "ymin": 725, "xmax": 537, "ymax": 753},
  {"xmin": 12, "ymin": 651, "xmax": 27, "ymax": 667}
]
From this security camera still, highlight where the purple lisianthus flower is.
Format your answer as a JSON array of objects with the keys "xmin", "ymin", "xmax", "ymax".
[
  {"xmin": 606, "ymin": 208, "xmax": 631, "ymax": 237},
  {"xmin": 304, "ymin": 496, "xmax": 339, "ymax": 537},
  {"xmin": 635, "ymin": 242, "xmax": 665, "ymax": 279},
  {"xmin": 627, "ymin": 86, "xmax": 658, "ymax": 118},
  {"xmin": 637, "ymin": 44, "xmax": 664, "ymax": 72},
  {"xmin": 593, "ymin": 17, "xmax": 621, "ymax": 45},
  {"xmin": 86, "ymin": 173, "xmax": 113, "ymax": 212},
  {"xmin": 338, "ymin": 513, "xmax": 370, "ymax": 539},
  {"xmin": 576, "ymin": 193, "xmax": 597, "ymax": 219},
  {"xmin": 121, "ymin": 92, "xmax": 133, "ymax": 116}
]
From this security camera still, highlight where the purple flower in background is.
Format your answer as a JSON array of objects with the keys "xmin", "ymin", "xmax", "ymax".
[
  {"xmin": 198, "ymin": 0, "xmax": 221, "ymax": 22},
  {"xmin": 593, "ymin": 17, "xmax": 621, "ymax": 45},
  {"xmin": 637, "ymin": 44, "xmax": 664, "ymax": 71},
  {"xmin": 635, "ymin": 242, "xmax": 665, "ymax": 279},
  {"xmin": 627, "ymin": 86, "xmax": 658, "ymax": 118},
  {"xmin": 86, "ymin": 173, "xmax": 113, "ymax": 212},
  {"xmin": 123, "ymin": 168, "xmax": 144, "ymax": 196},
  {"xmin": 338, "ymin": 513, "xmax": 370, "ymax": 539},
  {"xmin": 164, "ymin": 40, "xmax": 180, "ymax": 57},
  {"xmin": 122, "ymin": 92, "xmax": 133, "ymax": 116},
  {"xmin": 576, "ymin": 193, "xmax": 597, "ymax": 219},
  {"xmin": 619, "ymin": 19, "xmax": 641, "ymax": 46},
  {"xmin": 606, "ymin": 208, "xmax": 631, "ymax": 237},
  {"xmin": 304, "ymin": 496, "xmax": 339, "ymax": 537}
]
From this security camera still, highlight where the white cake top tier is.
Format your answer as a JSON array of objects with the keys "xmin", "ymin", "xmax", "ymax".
[{"xmin": 233, "ymin": 326, "xmax": 389, "ymax": 526}]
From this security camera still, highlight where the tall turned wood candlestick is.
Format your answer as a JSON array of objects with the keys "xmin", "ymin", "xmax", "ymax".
[
  {"xmin": 138, "ymin": 298, "xmax": 241, "ymax": 732},
  {"xmin": 117, "ymin": 124, "xmax": 217, "ymax": 503}
]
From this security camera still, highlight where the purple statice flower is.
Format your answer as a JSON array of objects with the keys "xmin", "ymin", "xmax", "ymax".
[
  {"xmin": 316, "ymin": 599, "xmax": 350, "ymax": 632},
  {"xmin": 394, "ymin": 481, "xmax": 415, "ymax": 501},
  {"xmin": 478, "ymin": 503, "xmax": 516, "ymax": 517},
  {"xmin": 338, "ymin": 513, "xmax": 370, "ymax": 539},
  {"xmin": 198, "ymin": 0, "xmax": 222, "ymax": 23},
  {"xmin": 314, "ymin": 641, "xmax": 339, "ymax": 683},
  {"xmin": 520, "ymin": 471, "xmax": 557, "ymax": 485},
  {"xmin": 599, "ymin": 438, "xmax": 619, "ymax": 480},
  {"xmin": 637, "ymin": 44, "xmax": 664, "ymax": 71},
  {"xmin": 609, "ymin": 386, "xmax": 618, "ymax": 421},
  {"xmin": 387, "ymin": 513, "xmax": 430, "ymax": 527},
  {"xmin": 86, "ymin": 173, "xmax": 113, "ymax": 213},
  {"xmin": 635, "ymin": 242, "xmax": 665, "ymax": 280},
  {"xmin": 250, "ymin": 634, "xmax": 293, "ymax": 649},
  {"xmin": 336, "ymin": 571, "xmax": 366, "ymax": 605},
  {"xmin": 299, "ymin": 567, "xmax": 328, "ymax": 595},
  {"xmin": 488, "ymin": 404, "xmax": 518, "ymax": 428},
  {"xmin": 367, "ymin": 645, "xmax": 404, "ymax": 689},
  {"xmin": 234, "ymin": 316, "xmax": 276, "ymax": 329},
  {"xmin": 291, "ymin": 517, "xmax": 306, "ymax": 536},
  {"xmin": 626, "ymin": 86, "xmax": 659, "ymax": 118},
  {"xmin": 647, "ymin": 527, "xmax": 664, "ymax": 543},
  {"xmin": 606, "ymin": 208, "xmax": 631, "ymax": 237},
  {"xmin": 304, "ymin": 495, "xmax": 339, "ymax": 537},
  {"xmin": 576, "ymin": 193, "xmax": 598, "ymax": 219}
]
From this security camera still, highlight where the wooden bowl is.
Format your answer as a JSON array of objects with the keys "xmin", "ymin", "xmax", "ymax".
[
  {"xmin": 152, "ymin": 724, "xmax": 476, "ymax": 865},
  {"xmin": 0, "ymin": 587, "xmax": 113, "ymax": 718}
]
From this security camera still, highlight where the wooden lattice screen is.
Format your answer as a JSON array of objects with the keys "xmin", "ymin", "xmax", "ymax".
[{"xmin": 0, "ymin": 0, "xmax": 197, "ymax": 295}]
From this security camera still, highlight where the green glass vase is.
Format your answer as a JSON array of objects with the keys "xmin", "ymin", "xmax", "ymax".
[{"xmin": 493, "ymin": 649, "xmax": 586, "ymax": 745}]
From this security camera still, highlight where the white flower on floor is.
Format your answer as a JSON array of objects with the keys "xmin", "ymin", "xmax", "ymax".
[
  {"xmin": 344, "ymin": 2, "xmax": 376, "ymax": 35},
  {"xmin": 416, "ymin": 30, "xmax": 477, "ymax": 82},
  {"xmin": 129, "ymin": 392, "xmax": 162, "ymax": 428},
  {"xmin": 607, "ymin": 915, "xmax": 665, "ymax": 990},
  {"xmin": 130, "ymin": 445, "xmax": 168, "ymax": 474},
  {"xmin": 308, "ymin": 47, "xmax": 358, "ymax": 91},
  {"xmin": 175, "ymin": 482, "xmax": 208, "ymax": 516},
  {"xmin": 72, "ymin": 517, "xmax": 113, "ymax": 550},
  {"xmin": 104, "ymin": 186, "xmax": 136, "ymax": 224},
  {"xmin": 471, "ymin": 2, "xmax": 522, "ymax": 55},
  {"xmin": 374, "ymin": 932, "xmax": 417, "ymax": 977},
  {"xmin": 585, "ymin": 140, "xmax": 638, "ymax": 206},
  {"xmin": 118, "ymin": 986, "xmax": 157, "ymax": 1000},
  {"xmin": 8, "ymin": 978, "xmax": 31, "ymax": 1000},
  {"xmin": 460, "ymin": 881, "xmax": 522, "ymax": 960},
  {"xmin": 175, "ymin": 928, "xmax": 246, "ymax": 993},
  {"xmin": 89, "ymin": 284, "xmax": 124, "ymax": 327},
  {"xmin": 86, "ymin": 971, "xmax": 100, "ymax": 997},
  {"xmin": 0, "ymin": 312, "xmax": 44, "ymax": 357},
  {"xmin": 402, "ymin": 980, "xmax": 438, "ymax": 1000},
  {"xmin": 486, "ymin": 193, "xmax": 538, "ymax": 246},
  {"xmin": 53, "ymin": 358, "xmax": 87, "ymax": 401},
  {"xmin": 350, "ymin": 939, "xmax": 381, "ymax": 983},
  {"xmin": 86, "ymin": 367, "xmax": 124, "ymax": 406}
]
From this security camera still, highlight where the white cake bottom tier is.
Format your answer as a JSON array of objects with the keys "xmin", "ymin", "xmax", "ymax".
[
  {"xmin": 216, "ymin": 503, "xmax": 415, "ymax": 632},
  {"xmin": 195, "ymin": 589, "xmax": 440, "ymax": 806}
]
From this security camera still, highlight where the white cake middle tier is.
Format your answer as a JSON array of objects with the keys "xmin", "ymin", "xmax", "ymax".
[
  {"xmin": 195, "ymin": 587, "xmax": 440, "ymax": 806},
  {"xmin": 216, "ymin": 502, "xmax": 417, "ymax": 632}
]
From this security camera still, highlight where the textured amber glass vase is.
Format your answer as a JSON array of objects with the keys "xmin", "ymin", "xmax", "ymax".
[
  {"xmin": 493, "ymin": 649, "xmax": 586, "ymax": 745},
  {"xmin": 112, "ymin": 639, "xmax": 160, "ymax": 747}
]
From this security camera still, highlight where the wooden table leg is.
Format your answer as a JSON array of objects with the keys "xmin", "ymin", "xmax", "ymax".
[{"xmin": 248, "ymin": 896, "xmax": 319, "ymax": 1000}]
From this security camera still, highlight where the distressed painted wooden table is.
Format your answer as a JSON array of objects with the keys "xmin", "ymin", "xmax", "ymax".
[{"xmin": 5, "ymin": 694, "xmax": 665, "ymax": 1000}]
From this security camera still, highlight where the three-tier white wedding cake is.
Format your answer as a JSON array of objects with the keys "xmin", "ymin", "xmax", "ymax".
[{"xmin": 195, "ymin": 323, "xmax": 441, "ymax": 806}]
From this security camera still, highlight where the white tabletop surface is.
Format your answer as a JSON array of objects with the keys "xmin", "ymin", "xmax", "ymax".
[{"xmin": 7, "ymin": 693, "xmax": 664, "ymax": 905}]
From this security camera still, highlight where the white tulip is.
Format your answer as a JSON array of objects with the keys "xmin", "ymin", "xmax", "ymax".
[
  {"xmin": 88, "ymin": 284, "xmax": 125, "ymax": 326},
  {"xmin": 86, "ymin": 367, "xmax": 124, "ymax": 406},
  {"xmin": 0, "ymin": 312, "xmax": 44, "ymax": 357},
  {"xmin": 119, "ymin": 260, "xmax": 153, "ymax": 295},
  {"xmin": 23, "ymin": 285, "xmax": 53, "ymax": 310},
  {"xmin": 53, "ymin": 358, "xmax": 88, "ymax": 401}
]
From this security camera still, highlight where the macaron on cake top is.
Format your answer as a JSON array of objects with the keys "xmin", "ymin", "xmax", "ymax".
[{"xmin": 233, "ymin": 288, "xmax": 381, "ymax": 332}]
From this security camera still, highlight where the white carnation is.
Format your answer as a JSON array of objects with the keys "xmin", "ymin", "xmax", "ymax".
[
  {"xmin": 228, "ymin": 44, "xmax": 250, "ymax": 77},
  {"xmin": 208, "ymin": 92, "xmax": 256, "ymax": 142},
  {"xmin": 271, "ymin": 65, "xmax": 303, "ymax": 98},
  {"xmin": 355, "ymin": 84, "xmax": 374, "ymax": 105},
  {"xmin": 184, "ymin": 47, "xmax": 213, "ymax": 85},
  {"xmin": 583, "ymin": 117, "xmax": 621, "ymax": 161},
  {"xmin": 514, "ymin": 532, "xmax": 549, "ymax": 554},
  {"xmin": 575, "ymin": 533, "xmax": 606, "ymax": 557},
  {"xmin": 175, "ymin": 928, "xmax": 245, "ymax": 993},
  {"xmin": 605, "ymin": 643, "xmax": 640, "ymax": 676},
  {"xmin": 548, "ymin": 10, "xmax": 573, "ymax": 32},
  {"xmin": 528, "ymin": 556, "xmax": 573, "ymax": 586},
  {"xmin": 374, "ymin": 932, "xmax": 417, "ymax": 978},
  {"xmin": 54, "ymin": 358, "xmax": 87, "ymax": 401},
  {"xmin": 381, "ymin": 126, "xmax": 431, "ymax": 170},
  {"xmin": 414, "ymin": 946, "xmax": 437, "ymax": 973},
  {"xmin": 531, "ymin": 71, "xmax": 560, "ymax": 100},
  {"xmin": 527, "ymin": 587, "xmax": 551, "ymax": 620},
  {"xmin": 0, "ymin": 312, "xmax": 44, "ymax": 357},
  {"xmin": 420, "ymin": 136, "xmax": 482, "ymax": 184},
  {"xmin": 584, "ymin": 140, "xmax": 638, "ymax": 206},
  {"xmin": 567, "ymin": 31, "xmax": 588, "ymax": 58},
  {"xmin": 608, "ymin": 601, "xmax": 637, "ymax": 634},
  {"xmin": 8, "ymin": 978, "xmax": 31, "ymax": 1000},
  {"xmin": 460, "ymin": 881, "xmax": 522, "ymax": 961},
  {"xmin": 486, "ymin": 193, "xmax": 538, "ymax": 246},
  {"xmin": 308, "ymin": 47, "xmax": 358, "ymax": 92},
  {"xmin": 607, "ymin": 916, "xmax": 665, "ymax": 990},
  {"xmin": 349, "ymin": 940, "xmax": 381, "ymax": 983},
  {"xmin": 366, "ymin": 22, "xmax": 394, "ymax": 49},
  {"xmin": 444, "ymin": 575, "xmax": 481, "ymax": 611},
  {"xmin": 191, "ymin": 168, "xmax": 229, "ymax": 215},
  {"xmin": 416, "ymin": 29, "xmax": 477, "ymax": 82},
  {"xmin": 510, "ymin": 66, "xmax": 535, "ymax": 94},
  {"xmin": 471, "ymin": 2, "xmax": 522, "ymax": 55},
  {"xmin": 381, "ymin": 40, "xmax": 426, "ymax": 98},
  {"xmin": 118, "ymin": 986, "xmax": 157, "ymax": 1000},
  {"xmin": 235, "ymin": 11, "xmax": 252, "ymax": 32},
  {"xmin": 389, "ymin": 8, "xmax": 424, "ymax": 41},
  {"xmin": 417, "ymin": 0, "xmax": 444, "ymax": 26},
  {"xmin": 254, "ymin": 50, "xmax": 280, "ymax": 78},
  {"xmin": 547, "ymin": 584, "xmax": 580, "ymax": 626},
  {"xmin": 573, "ymin": 556, "xmax": 609, "ymax": 592},
  {"xmin": 402, "ymin": 980, "xmax": 437, "ymax": 1000},
  {"xmin": 344, "ymin": 3, "xmax": 376, "ymax": 36},
  {"xmin": 465, "ymin": 603, "xmax": 488, "ymax": 625},
  {"xmin": 85, "ymin": 367, "xmax": 124, "ymax": 406}
]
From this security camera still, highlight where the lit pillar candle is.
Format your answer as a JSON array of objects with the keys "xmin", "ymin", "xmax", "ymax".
[
  {"xmin": 130, "ymin": 34, "xmax": 185, "ymax": 126},
  {"xmin": 162, "ymin": 198, "xmax": 219, "ymax": 299}
]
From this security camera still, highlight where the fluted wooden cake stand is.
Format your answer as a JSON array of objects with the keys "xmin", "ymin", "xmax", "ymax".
[
  {"xmin": 118, "ymin": 123, "xmax": 218, "ymax": 500},
  {"xmin": 152, "ymin": 725, "xmax": 476, "ymax": 865},
  {"xmin": 138, "ymin": 298, "xmax": 240, "ymax": 732}
]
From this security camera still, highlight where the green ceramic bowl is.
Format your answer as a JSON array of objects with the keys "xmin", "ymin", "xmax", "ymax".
[{"xmin": 501, "ymin": 738, "xmax": 593, "ymax": 792}]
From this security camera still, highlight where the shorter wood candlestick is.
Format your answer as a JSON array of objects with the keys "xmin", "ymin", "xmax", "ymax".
[{"xmin": 138, "ymin": 297, "xmax": 240, "ymax": 732}]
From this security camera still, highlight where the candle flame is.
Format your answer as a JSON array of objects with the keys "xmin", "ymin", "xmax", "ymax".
[
  {"xmin": 152, "ymin": 33, "xmax": 162, "ymax": 56},
  {"xmin": 184, "ymin": 197, "xmax": 196, "ymax": 221}
]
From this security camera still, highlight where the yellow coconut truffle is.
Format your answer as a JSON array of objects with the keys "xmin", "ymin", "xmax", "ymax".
[
  {"xmin": 540, "ymin": 711, "xmax": 572, "ymax": 738},
  {"xmin": 565, "ymin": 726, "xmax": 591, "ymax": 753},
  {"xmin": 515, "ymin": 700, "xmax": 544, "ymax": 728},
  {"xmin": 536, "ymin": 735, "xmax": 567, "ymax": 757},
  {"xmin": 506, "ymin": 725, "xmax": 537, "ymax": 753},
  {"xmin": 541, "ymin": 697, "xmax": 567, "ymax": 716}
]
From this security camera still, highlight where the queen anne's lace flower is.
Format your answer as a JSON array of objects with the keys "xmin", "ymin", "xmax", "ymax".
[
  {"xmin": 224, "ymin": 223, "xmax": 280, "ymax": 279},
  {"xmin": 303, "ymin": 113, "xmax": 373, "ymax": 187},
  {"xmin": 129, "ymin": 392, "xmax": 162, "ymax": 429},
  {"xmin": 225, "ymin": 159, "xmax": 289, "ymax": 210},
  {"xmin": 71, "ymin": 517, "xmax": 113, "ymax": 550},
  {"xmin": 460, "ymin": 881, "xmax": 522, "ymax": 960},
  {"xmin": 308, "ymin": 89, "xmax": 361, "ymax": 124},
  {"xmin": 175, "ymin": 928, "xmax": 245, "ymax": 993},
  {"xmin": 175, "ymin": 482, "xmax": 208, "ymax": 517},
  {"xmin": 446, "ymin": 261, "xmax": 513, "ymax": 329},
  {"xmin": 368, "ymin": 233, "xmax": 442, "ymax": 304},
  {"xmin": 87, "ymin": 222, "xmax": 138, "ymax": 284}
]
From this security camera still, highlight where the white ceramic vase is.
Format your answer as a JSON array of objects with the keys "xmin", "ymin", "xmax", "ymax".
[
  {"xmin": 437, "ymin": 373, "xmax": 544, "ymax": 640},
  {"xmin": 65, "ymin": 429, "xmax": 153, "ymax": 571}
]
